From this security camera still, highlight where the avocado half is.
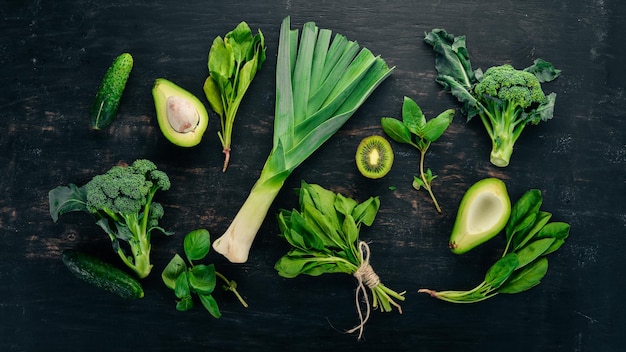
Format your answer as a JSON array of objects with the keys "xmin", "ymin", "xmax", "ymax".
[
  {"xmin": 449, "ymin": 178, "xmax": 511, "ymax": 254},
  {"xmin": 152, "ymin": 78, "xmax": 208, "ymax": 147}
]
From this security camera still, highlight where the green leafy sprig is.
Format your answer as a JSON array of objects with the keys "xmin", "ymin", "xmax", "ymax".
[
  {"xmin": 274, "ymin": 181, "xmax": 405, "ymax": 340},
  {"xmin": 162, "ymin": 229, "xmax": 248, "ymax": 318},
  {"xmin": 419, "ymin": 189, "xmax": 570, "ymax": 303},
  {"xmin": 203, "ymin": 22, "xmax": 266, "ymax": 172},
  {"xmin": 381, "ymin": 96, "xmax": 454, "ymax": 213}
]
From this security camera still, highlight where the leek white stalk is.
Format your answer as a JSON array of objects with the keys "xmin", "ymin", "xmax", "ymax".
[{"xmin": 212, "ymin": 16, "xmax": 394, "ymax": 263}]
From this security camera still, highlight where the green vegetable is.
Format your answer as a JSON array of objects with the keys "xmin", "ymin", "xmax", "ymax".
[
  {"xmin": 153, "ymin": 78, "xmax": 209, "ymax": 147},
  {"xmin": 62, "ymin": 249, "xmax": 144, "ymax": 300},
  {"xmin": 89, "ymin": 53, "xmax": 134, "ymax": 130},
  {"xmin": 162, "ymin": 229, "xmax": 248, "ymax": 318},
  {"xmin": 275, "ymin": 181, "xmax": 405, "ymax": 340},
  {"xmin": 419, "ymin": 188, "xmax": 570, "ymax": 303},
  {"xmin": 203, "ymin": 22, "xmax": 266, "ymax": 171},
  {"xmin": 424, "ymin": 29, "xmax": 561, "ymax": 167},
  {"xmin": 212, "ymin": 17, "xmax": 394, "ymax": 263},
  {"xmin": 49, "ymin": 159, "xmax": 172, "ymax": 279},
  {"xmin": 381, "ymin": 96, "xmax": 454, "ymax": 212},
  {"xmin": 449, "ymin": 178, "xmax": 511, "ymax": 254}
]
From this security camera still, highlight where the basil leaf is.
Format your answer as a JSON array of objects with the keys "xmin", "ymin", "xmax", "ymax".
[
  {"xmin": 402, "ymin": 96, "xmax": 426, "ymax": 134},
  {"xmin": 422, "ymin": 109, "xmax": 454, "ymax": 142},
  {"xmin": 161, "ymin": 253, "xmax": 187, "ymax": 290},
  {"xmin": 174, "ymin": 271, "xmax": 190, "ymax": 299},
  {"xmin": 176, "ymin": 295, "xmax": 194, "ymax": 312},
  {"xmin": 498, "ymin": 257, "xmax": 548, "ymax": 294},
  {"xmin": 484, "ymin": 253, "xmax": 519, "ymax": 289},
  {"xmin": 381, "ymin": 117, "xmax": 413, "ymax": 145},
  {"xmin": 189, "ymin": 264, "xmax": 217, "ymax": 295},
  {"xmin": 184, "ymin": 229, "xmax": 211, "ymax": 261},
  {"xmin": 198, "ymin": 293, "xmax": 222, "ymax": 319}
]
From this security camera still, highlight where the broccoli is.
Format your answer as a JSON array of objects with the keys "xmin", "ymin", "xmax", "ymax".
[
  {"xmin": 49, "ymin": 159, "xmax": 172, "ymax": 278},
  {"xmin": 425, "ymin": 29, "xmax": 561, "ymax": 167}
]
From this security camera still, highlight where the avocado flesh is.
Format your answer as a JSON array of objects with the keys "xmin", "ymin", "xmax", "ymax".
[
  {"xmin": 153, "ymin": 78, "xmax": 208, "ymax": 147},
  {"xmin": 449, "ymin": 178, "xmax": 511, "ymax": 254}
]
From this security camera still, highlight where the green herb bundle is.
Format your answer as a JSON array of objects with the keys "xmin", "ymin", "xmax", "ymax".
[
  {"xmin": 212, "ymin": 16, "xmax": 394, "ymax": 263},
  {"xmin": 419, "ymin": 189, "xmax": 570, "ymax": 303},
  {"xmin": 275, "ymin": 181, "xmax": 405, "ymax": 340}
]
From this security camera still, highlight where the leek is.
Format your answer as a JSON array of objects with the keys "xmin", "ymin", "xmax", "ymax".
[{"xmin": 212, "ymin": 16, "xmax": 394, "ymax": 263}]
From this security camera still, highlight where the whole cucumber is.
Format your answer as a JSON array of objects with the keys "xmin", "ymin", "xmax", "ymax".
[
  {"xmin": 62, "ymin": 249, "xmax": 144, "ymax": 300},
  {"xmin": 89, "ymin": 52, "xmax": 133, "ymax": 130}
]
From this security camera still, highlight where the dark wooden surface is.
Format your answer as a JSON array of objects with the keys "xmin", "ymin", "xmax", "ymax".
[{"xmin": 1, "ymin": 1, "xmax": 625, "ymax": 351}]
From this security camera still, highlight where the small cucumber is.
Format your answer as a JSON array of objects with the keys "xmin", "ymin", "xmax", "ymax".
[
  {"xmin": 62, "ymin": 249, "xmax": 144, "ymax": 300},
  {"xmin": 89, "ymin": 52, "xmax": 133, "ymax": 130}
]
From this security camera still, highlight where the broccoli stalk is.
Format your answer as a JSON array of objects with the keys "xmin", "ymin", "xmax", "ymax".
[
  {"xmin": 49, "ymin": 159, "xmax": 172, "ymax": 279},
  {"xmin": 424, "ymin": 29, "xmax": 561, "ymax": 167}
]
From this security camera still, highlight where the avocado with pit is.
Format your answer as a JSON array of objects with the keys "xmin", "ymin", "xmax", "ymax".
[
  {"xmin": 449, "ymin": 178, "xmax": 511, "ymax": 254},
  {"xmin": 153, "ymin": 78, "xmax": 209, "ymax": 147}
]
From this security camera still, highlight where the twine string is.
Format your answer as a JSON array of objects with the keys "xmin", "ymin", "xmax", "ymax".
[{"xmin": 347, "ymin": 241, "xmax": 380, "ymax": 340}]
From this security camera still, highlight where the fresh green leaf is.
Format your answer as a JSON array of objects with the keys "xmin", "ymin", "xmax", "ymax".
[
  {"xmin": 334, "ymin": 192, "xmax": 358, "ymax": 217},
  {"xmin": 162, "ymin": 254, "xmax": 187, "ymax": 290},
  {"xmin": 189, "ymin": 264, "xmax": 217, "ymax": 295},
  {"xmin": 184, "ymin": 229, "xmax": 211, "ymax": 262},
  {"xmin": 402, "ymin": 96, "xmax": 426, "ymax": 134},
  {"xmin": 535, "ymin": 222, "xmax": 571, "ymax": 240},
  {"xmin": 381, "ymin": 117, "xmax": 413, "ymax": 145},
  {"xmin": 198, "ymin": 293, "xmax": 222, "ymax": 318},
  {"xmin": 174, "ymin": 271, "xmax": 190, "ymax": 299},
  {"xmin": 512, "ymin": 211, "xmax": 552, "ymax": 251},
  {"xmin": 484, "ymin": 253, "xmax": 519, "ymax": 289},
  {"xmin": 515, "ymin": 238, "xmax": 556, "ymax": 269},
  {"xmin": 176, "ymin": 295, "xmax": 194, "ymax": 311},
  {"xmin": 351, "ymin": 196, "xmax": 380, "ymax": 227},
  {"xmin": 498, "ymin": 257, "xmax": 549, "ymax": 294},
  {"xmin": 506, "ymin": 189, "xmax": 543, "ymax": 242},
  {"xmin": 422, "ymin": 109, "xmax": 455, "ymax": 142},
  {"xmin": 523, "ymin": 58, "xmax": 562, "ymax": 83},
  {"xmin": 342, "ymin": 214, "xmax": 360, "ymax": 246},
  {"xmin": 48, "ymin": 184, "xmax": 88, "ymax": 222}
]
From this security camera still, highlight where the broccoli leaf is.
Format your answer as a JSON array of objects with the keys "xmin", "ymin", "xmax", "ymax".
[{"xmin": 48, "ymin": 184, "xmax": 88, "ymax": 222}]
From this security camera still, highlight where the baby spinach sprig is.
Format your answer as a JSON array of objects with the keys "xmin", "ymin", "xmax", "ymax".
[
  {"xmin": 203, "ymin": 22, "xmax": 267, "ymax": 172},
  {"xmin": 381, "ymin": 96, "xmax": 455, "ymax": 213},
  {"xmin": 274, "ymin": 181, "xmax": 405, "ymax": 340},
  {"xmin": 419, "ymin": 189, "xmax": 570, "ymax": 303},
  {"xmin": 162, "ymin": 229, "xmax": 248, "ymax": 318}
]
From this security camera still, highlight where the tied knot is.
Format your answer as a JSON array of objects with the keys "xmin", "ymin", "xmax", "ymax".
[
  {"xmin": 353, "ymin": 257, "xmax": 380, "ymax": 289},
  {"xmin": 347, "ymin": 241, "xmax": 379, "ymax": 340}
]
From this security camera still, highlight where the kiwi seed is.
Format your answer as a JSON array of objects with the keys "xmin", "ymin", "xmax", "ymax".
[{"xmin": 355, "ymin": 135, "xmax": 394, "ymax": 179}]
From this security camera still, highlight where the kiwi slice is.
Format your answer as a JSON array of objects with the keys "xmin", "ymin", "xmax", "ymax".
[{"xmin": 355, "ymin": 135, "xmax": 394, "ymax": 179}]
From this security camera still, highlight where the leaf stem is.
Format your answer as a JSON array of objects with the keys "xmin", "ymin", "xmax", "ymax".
[
  {"xmin": 215, "ymin": 270, "xmax": 249, "ymax": 308},
  {"xmin": 418, "ymin": 147, "xmax": 442, "ymax": 213}
]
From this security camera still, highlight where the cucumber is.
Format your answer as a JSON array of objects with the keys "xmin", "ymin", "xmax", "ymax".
[
  {"xmin": 62, "ymin": 249, "xmax": 144, "ymax": 300},
  {"xmin": 89, "ymin": 52, "xmax": 133, "ymax": 130}
]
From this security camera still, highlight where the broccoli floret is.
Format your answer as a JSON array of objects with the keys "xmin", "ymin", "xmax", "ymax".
[
  {"xmin": 424, "ymin": 29, "xmax": 561, "ymax": 167},
  {"xmin": 472, "ymin": 64, "xmax": 557, "ymax": 167},
  {"xmin": 49, "ymin": 159, "xmax": 173, "ymax": 279}
]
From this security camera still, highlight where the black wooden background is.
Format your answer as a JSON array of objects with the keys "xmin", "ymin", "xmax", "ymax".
[{"xmin": 1, "ymin": 1, "xmax": 625, "ymax": 351}]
